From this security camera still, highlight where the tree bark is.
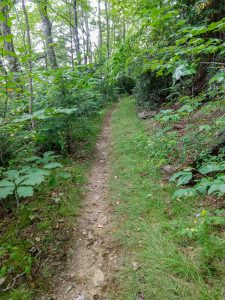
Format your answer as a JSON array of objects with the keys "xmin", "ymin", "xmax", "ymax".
[
  {"xmin": 98, "ymin": 0, "xmax": 102, "ymax": 63},
  {"xmin": 105, "ymin": 0, "xmax": 110, "ymax": 59},
  {"xmin": 73, "ymin": 0, "xmax": 81, "ymax": 64},
  {"xmin": 0, "ymin": 58, "xmax": 7, "ymax": 76},
  {"xmin": 123, "ymin": 13, "xmax": 126, "ymax": 43},
  {"xmin": 22, "ymin": 0, "xmax": 35, "ymax": 130},
  {"xmin": 81, "ymin": 10, "xmax": 87, "ymax": 64},
  {"xmin": 37, "ymin": 0, "xmax": 58, "ymax": 69},
  {"xmin": 69, "ymin": 23, "xmax": 75, "ymax": 67},
  {"xmin": 85, "ymin": 16, "xmax": 92, "ymax": 64},
  {"xmin": 1, "ymin": 2, "xmax": 20, "ymax": 73}
]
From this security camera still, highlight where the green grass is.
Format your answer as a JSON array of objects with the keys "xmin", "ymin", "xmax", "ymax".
[
  {"xmin": 0, "ymin": 107, "xmax": 110, "ymax": 299},
  {"xmin": 109, "ymin": 97, "xmax": 225, "ymax": 300}
]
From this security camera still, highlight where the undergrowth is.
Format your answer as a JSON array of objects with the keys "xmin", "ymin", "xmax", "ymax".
[
  {"xmin": 110, "ymin": 97, "xmax": 225, "ymax": 300},
  {"xmin": 0, "ymin": 107, "xmax": 108, "ymax": 299}
]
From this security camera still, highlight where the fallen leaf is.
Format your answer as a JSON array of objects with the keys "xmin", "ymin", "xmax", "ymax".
[{"xmin": 30, "ymin": 281, "xmax": 36, "ymax": 288}]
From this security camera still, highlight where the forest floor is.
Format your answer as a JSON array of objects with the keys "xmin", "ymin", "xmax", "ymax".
[{"xmin": 52, "ymin": 106, "xmax": 120, "ymax": 300}]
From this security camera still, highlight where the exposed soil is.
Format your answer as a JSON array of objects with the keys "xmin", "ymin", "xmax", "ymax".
[{"xmin": 52, "ymin": 107, "xmax": 120, "ymax": 300}]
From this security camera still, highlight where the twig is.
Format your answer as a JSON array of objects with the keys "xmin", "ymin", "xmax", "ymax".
[
  {"xmin": 27, "ymin": 239, "xmax": 42, "ymax": 273},
  {"xmin": 199, "ymin": 62, "xmax": 225, "ymax": 66},
  {"xmin": 2, "ymin": 273, "xmax": 25, "ymax": 292}
]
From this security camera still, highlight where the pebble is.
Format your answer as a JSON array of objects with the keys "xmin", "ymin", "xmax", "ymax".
[
  {"xmin": 65, "ymin": 285, "xmax": 74, "ymax": 293},
  {"xmin": 69, "ymin": 272, "xmax": 76, "ymax": 279},
  {"xmin": 93, "ymin": 269, "xmax": 105, "ymax": 287},
  {"xmin": 74, "ymin": 295, "xmax": 89, "ymax": 300}
]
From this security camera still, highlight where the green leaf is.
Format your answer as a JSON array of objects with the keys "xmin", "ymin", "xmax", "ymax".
[
  {"xmin": 0, "ymin": 187, "xmax": 14, "ymax": 199},
  {"xmin": 21, "ymin": 173, "xmax": 45, "ymax": 186},
  {"xmin": 58, "ymin": 172, "xmax": 71, "ymax": 179},
  {"xmin": 173, "ymin": 188, "xmax": 197, "ymax": 199},
  {"xmin": 17, "ymin": 186, "xmax": 34, "ymax": 198},
  {"xmin": 24, "ymin": 156, "xmax": 40, "ymax": 163},
  {"xmin": 44, "ymin": 162, "xmax": 62, "ymax": 169},
  {"xmin": 0, "ymin": 180, "xmax": 15, "ymax": 188},
  {"xmin": 4, "ymin": 170, "xmax": 21, "ymax": 180},
  {"xmin": 28, "ymin": 168, "xmax": 50, "ymax": 176},
  {"xmin": 199, "ymin": 164, "xmax": 225, "ymax": 175},
  {"xmin": 15, "ymin": 175, "xmax": 29, "ymax": 186},
  {"xmin": 170, "ymin": 169, "xmax": 193, "ymax": 186},
  {"xmin": 195, "ymin": 178, "xmax": 212, "ymax": 194},
  {"xmin": 208, "ymin": 184, "xmax": 225, "ymax": 195},
  {"xmin": 199, "ymin": 125, "xmax": 211, "ymax": 132}
]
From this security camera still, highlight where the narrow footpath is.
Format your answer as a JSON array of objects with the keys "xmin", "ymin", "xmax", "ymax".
[{"xmin": 53, "ymin": 108, "xmax": 119, "ymax": 300}]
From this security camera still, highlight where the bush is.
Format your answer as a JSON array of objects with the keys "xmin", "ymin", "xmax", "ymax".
[
  {"xmin": 117, "ymin": 75, "xmax": 135, "ymax": 94},
  {"xmin": 134, "ymin": 71, "xmax": 172, "ymax": 109}
]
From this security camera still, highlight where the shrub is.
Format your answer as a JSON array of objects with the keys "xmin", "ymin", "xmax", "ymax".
[
  {"xmin": 134, "ymin": 70, "xmax": 172, "ymax": 109},
  {"xmin": 117, "ymin": 75, "xmax": 135, "ymax": 94}
]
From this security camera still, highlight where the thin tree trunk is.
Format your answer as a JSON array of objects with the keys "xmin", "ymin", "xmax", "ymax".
[
  {"xmin": 0, "ymin": 58, "xmax": 7, "ymax": 76},
  {"xmin": 98, "ymin": 0, "xmax": 102, "ymax": 63},
  {"xmin": 22, "ymin": 0, "xmax": 35, "ymax": 130},
  {"xmin": 85, "ymin": 16, "xmax": 92, "ymax": 64},
  {"xmin": 70, "ymin": 23, "xmax": 75, "ymax": 67},
  {"xmin": 105, "ymin": 0, "xmax": 110, "ymax": 59},
  {"xmin": 113, "ymin": 21, "xmax": 116, "ymax": 46},
  {"xmin": 123, "ymin": 13, "xmax": 126, "ymax": 43},
  {"xmin": 0, "ymin": 54, "xmax": 9, "ymax": 118},
  {"xmin": 73, "ymin": 0, "xmax": 81, "ymax": 64},
  {"xmin": 37, "ymin": 0, "xmax": 58, "ymax": 69},
  {"xmin": 81, "ymin": 10, "xmax": 87, "ymax": 65}
]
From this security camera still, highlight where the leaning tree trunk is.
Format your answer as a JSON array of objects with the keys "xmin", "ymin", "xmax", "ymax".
[
  {"xmin": 22, "ymin": 0, "xmax": 35, "ymax": 130},
  {"xmin": 37, "ymin": 0, "xmax": 58, "ymax": 69}
]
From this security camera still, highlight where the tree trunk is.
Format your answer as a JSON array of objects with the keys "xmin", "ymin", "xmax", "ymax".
[
  {"xmin": 1, "ymin": 2, "xmax": 20, "ymax": 73},
  {"xmin": 81, "ymin": 10, "xmax": 87, "ymax": 64},
  {"xmin": 22, "ymin": 0, "xmax": 35, "ymax": 130},
  {"xmin": 69, "ymin": 23, "xmax": 75, "ymax": 67},
  {"xmin": 123, "ymin": 13, "xmax": 126, "ymax": 43},
  {"xmin": 37, "ymin": 0, "xmax": 58, "ymax": 69},
  {"xmin": 82, "ymin": 10, "xmax": 92, "ymax": 65},
  {"xmin": 73, "ymin": 0, "xmax": 81, "ymax": 64},
  {"xmin": 0, "ymin": 58, "xmax": 7, "ymax": 75},
  {"xmin": 98, "ymin": 0, "xmax": 102, "ymax": 63},
  {"xmin": 0, "ymin": 55, "xmax": 8, "ymax": 118},
  {"xmin": 105, "ymin": 0, "xmax": 110, "ymax": 59}
]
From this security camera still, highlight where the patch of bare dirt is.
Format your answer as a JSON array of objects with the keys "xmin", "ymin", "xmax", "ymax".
[{"xmin": 51, "ymin": 108, "xmax": 120, "ymax": 300}]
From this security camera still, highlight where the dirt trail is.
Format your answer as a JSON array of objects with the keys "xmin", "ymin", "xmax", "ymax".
[{"xmin": 53, "ymin": 108, "xmax": 119, "ymax": 300}]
